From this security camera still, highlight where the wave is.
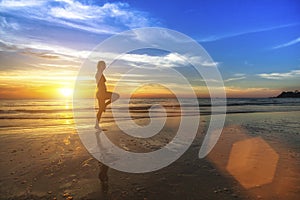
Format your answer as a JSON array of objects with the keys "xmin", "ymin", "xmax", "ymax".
[
  {"xmin": 1, "ymin": 109, "xmax": 300, "ymax": 120},
  {"xmin": 1, "ymin": 98, "xmax": 300, "ymax": 117},
  {"xmin": 1, "ymin": 102, "xmax": 298, "ymax": 114}
]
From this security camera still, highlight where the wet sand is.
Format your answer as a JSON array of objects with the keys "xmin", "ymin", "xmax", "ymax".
[{"xmin": 0, "ymin": 111, "xmax": 299, "ymax": 199}]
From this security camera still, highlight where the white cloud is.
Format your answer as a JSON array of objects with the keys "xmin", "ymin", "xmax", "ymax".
[
  {"xmin": 233, "ymin": 73, "xmax": 245, "ymax": 77},
  {"xmin": 50, "ymin": 0, "xmax": 107, "ymax": 20},
  {"xmin": 112, "ymin": 52, "xmax": 219, "ymax": 69},
  {"xmin": 224, "ymin": 73, "xmax": 246, "ymax": 82},
  {"xmin": 119, "ymin": 52, "xmax": 186, "ymax": 68},
  {"xmin": 0, "ymin": 36, "xmax": 188, "ymax": 69},
  {"xmin": 201, "ymin": 60, "xmax": 219, "ymax": 67},
  {"xmin": 0, "ymin": 0, "xmax": 157, "ymax": 71},
  {"xmin": 0, "ymin": 37, "xmax": 90, "ymax": 63},
  {"xmin": 0, "ymin": 16, "xmax": 19, "ymax": 31},
  {"xmin": 0, "ymin": 0, "xmax": 44, "ymax": 7},
  {"xmin": 272, "ymin": 37, "xmax": 300, "ymax": 49},
  {"xmin": 258, "ymin": 70, "xmax": 300, "ymax": 80},
  {"xmin": 224, "ymin": 76, "xmax": 246, "ymax": 82},
  {"xmin": 0, "ymin": 0, "xmax": 156, "ymax": 34},
  {"xmin": 198, "ymin": 23, "xmax": 299, "ymax": 42},
  {"xmin": 188, "ymin": 55, "xmax": 219, "ymax": 67}
]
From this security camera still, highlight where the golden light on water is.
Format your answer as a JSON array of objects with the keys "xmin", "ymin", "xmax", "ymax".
[{"xmin": 58, "ymin": 88, "xmax": 73, "ymax": 98}]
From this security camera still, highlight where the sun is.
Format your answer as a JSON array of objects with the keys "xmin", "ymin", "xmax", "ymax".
[{"xmin": 59, "ymin": 87, "xmax": 73, "ymax": 97}]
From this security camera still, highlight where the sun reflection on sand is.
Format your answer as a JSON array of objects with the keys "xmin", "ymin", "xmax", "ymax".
[
  {"xmin": 63, "ymin": 135, "xmax": 71, "ymax": 145},
  {"xmin": 226, "ymin": 137, "xmax": 279, "ymax": 189},
  {"xmin": 207, "ymin": 125, "xmax": 299, "ymax": 199}
]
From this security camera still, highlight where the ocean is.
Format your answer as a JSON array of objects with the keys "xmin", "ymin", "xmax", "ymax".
[{"xmin": 1, "ymin": 98, "xmax": 300, "ymax": 135}]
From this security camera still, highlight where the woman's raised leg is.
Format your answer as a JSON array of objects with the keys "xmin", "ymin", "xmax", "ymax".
[{"xmin": 105, "ymin": 92, "xmax": 120, "ymax": 107}]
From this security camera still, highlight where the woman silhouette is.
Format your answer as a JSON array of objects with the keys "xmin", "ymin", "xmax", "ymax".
[{"xmin": 95, "ymin": 61, "xmax": 119, "ymax": 130}]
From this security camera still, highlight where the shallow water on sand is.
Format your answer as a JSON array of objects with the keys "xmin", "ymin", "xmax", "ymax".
[{"xmin": 1, "ymin": 98, "xmax": 300, "ymax": 133}]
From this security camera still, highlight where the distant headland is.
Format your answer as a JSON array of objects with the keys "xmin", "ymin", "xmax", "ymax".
[{"xmin": 276, "ymin": 90, "xmax": 300, "ymax": 98}]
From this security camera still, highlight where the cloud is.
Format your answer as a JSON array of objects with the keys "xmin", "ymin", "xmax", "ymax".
[
  {"xmin": 0, "ymin": 38, "xmax": 90, "ymax": 60},
  {"xmin": 108, "ymin": 52, "xmax": 219, "ymax": 70},
  {"xmin": 233, "ymin": 73, "xmax": 245, "ymax": 77},
  {"xmin": 223, "ymin": 73, "xmax": 246, "ymax": 82},
  {"xmin": 50, "ymin": 1, "xmax": 150, "ymax": 27},
  {"xmin": 0, "ymin": 0, "xmax": 160, "ymax": 70},
  {"xmin": 224, "ymin": 76, "xmax": 246, "ymax": 82},
  {"xmin": 188, "ymin": 56, "xmax": 219, "ymax": 67},
  {"xmin": 199, "ymin": 23, "xmax": 299, "ymax": 42},
  {"xmin": 0, "ymin": 37, "xmax": 85, "ymax": 76},
  {"xmin": 272, "ymin": 37, "xmax": 300, "ymax": 49},
  {"xmin": 258, "ymin": 70, "xmax": 300, "ymax": 80},
  {"xmin": 0, "ymin": 16, "xmax": 19, "ymax": 31},
  {"xmin": 0, "ymin": 40, "xmax": 210, "ymax": 69},
  {"xmin": 118, "ymin": 52, "xmax": 186, "ymax": 68},
  {"xmin": 0, "ymin": 0, "xmax": 44, "ymax": 7},
  {"xmin": 225, "ymin": 87, "xmax": 282, "ymax": 98},
  {"xmin": 22, "ymin": 51, "xmax": 61, "ymax": 59},
  {"xmin": 0, "ymin": 0, "xmax": 157, "ymax": 34}
]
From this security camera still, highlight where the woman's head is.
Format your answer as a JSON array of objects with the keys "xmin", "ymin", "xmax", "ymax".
[{"xmin": 97, "ymin": 61, "xmax": 106, "ymax": 71}]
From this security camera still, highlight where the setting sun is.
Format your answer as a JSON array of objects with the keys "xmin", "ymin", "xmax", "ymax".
[{"xmin": 59, "ymin": 88, "xmax": 73, "ymax": 97}]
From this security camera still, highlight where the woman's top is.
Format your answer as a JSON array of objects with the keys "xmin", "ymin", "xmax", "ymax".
[
  {"xmin": 97, "ymin": 75, "xmax": 107, "ymax": 93},
  {"xmin": 96, "ymin": 75, "xmax": 107, "ymax": 102}
]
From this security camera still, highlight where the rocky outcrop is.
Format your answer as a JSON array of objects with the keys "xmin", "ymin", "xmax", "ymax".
[{"xmin": 276, "ymin": 90, "xmax": 300, "ymax": 98}]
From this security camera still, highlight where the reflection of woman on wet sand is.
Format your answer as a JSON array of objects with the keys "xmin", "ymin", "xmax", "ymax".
[
  {"xmin": 98, "ymin": 162, "xmax": 109, "ymax": 191},
  {"xmin": 95, "ymin": 61, "xmax": 119, "ymax": 130}
]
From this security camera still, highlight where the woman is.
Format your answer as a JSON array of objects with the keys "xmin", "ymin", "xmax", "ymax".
[{"xmin": 95, "ymin": 61, "xmax": 119, "ymax": 130}]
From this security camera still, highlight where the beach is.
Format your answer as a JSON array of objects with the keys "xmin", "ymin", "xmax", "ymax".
[
  {"xmin": 0, "ymin": 99, "xmax": 300, "ymax": 199},
  {"xmin": 1, "ymin": 1, "xmax": 299, "ymax": 199}
]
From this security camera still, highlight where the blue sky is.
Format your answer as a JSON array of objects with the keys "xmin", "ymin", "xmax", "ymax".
[{"xmin": 0, "ymin": 0, "xmax": 299, "ymax": 98}]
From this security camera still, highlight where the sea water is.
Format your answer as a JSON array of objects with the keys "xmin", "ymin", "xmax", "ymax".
[{"xmin": 1, "ymin": 98, "xmax": 300, "ymax": 135}]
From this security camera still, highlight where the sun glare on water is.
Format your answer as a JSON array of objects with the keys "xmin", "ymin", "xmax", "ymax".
[{"xmin": 59, "ymin": 88, "xmax": 73, "ymax": 97}]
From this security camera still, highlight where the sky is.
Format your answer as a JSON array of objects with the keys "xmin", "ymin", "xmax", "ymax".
[{"xmin": 0, "ymin": 0, "xmax": 299, "ymax": 98}]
